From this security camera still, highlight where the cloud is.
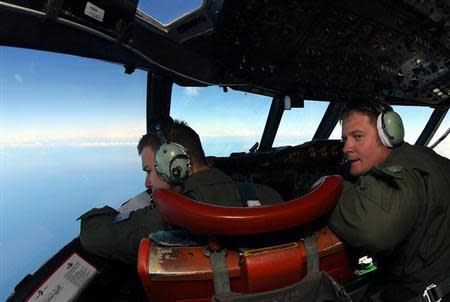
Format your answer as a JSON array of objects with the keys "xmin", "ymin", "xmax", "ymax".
[
  {"xmin": 434, "ymin": 142, "xmax": 450, "ymax": 159},
  {"xmin": 1, "ymin": 140, "xmax": 138, "ymax": 149},
  {"xmin": 1, "ymin": 129, "xmax": 142, "ymax": 148},
  {"xmin": 70, "ymin": 141, "xmax": 136, "ymax": 147},
  {"xmin": 14, "ymin": 73, "xmax": 23, "ymax": 83},
  {"xmin": 184, "ymin": 87, "xmax": 200, "ymax": 97}
]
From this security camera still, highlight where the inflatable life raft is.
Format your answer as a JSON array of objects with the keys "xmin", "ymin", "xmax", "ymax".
[{"xmin": 138, "ymin": 175, "xmax": 354, "ymax": 302}]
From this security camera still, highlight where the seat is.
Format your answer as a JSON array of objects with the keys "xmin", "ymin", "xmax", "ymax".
[
  {"xmin": 151, "ymin": 175, "xmax": 343, "ymax": 235},
  {"xmin": 137, "ymin": 175, "xmax": 353, "ymax": 302}
]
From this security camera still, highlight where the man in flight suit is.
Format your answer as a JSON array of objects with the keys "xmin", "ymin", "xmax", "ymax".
[
  {"xmin": 79, "ymin": 119, "xmax": 282, "ymax": 264},
  {"xmin": 328, "ymin": 101, "xmax": 450, "ymax": 301}
]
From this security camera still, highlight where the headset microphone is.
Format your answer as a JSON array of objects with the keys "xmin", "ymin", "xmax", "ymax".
[{"xmin": 339, "ymin": 154, "xmax": 351, "ymax": 178}]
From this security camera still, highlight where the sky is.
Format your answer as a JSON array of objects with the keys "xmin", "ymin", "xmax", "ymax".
[
  {"xmin": 138, "ymin": 0, "xmax": 204, "ymax": 24},
  {"xmin": 1, "ymin": 0, "xmax": 449, "ymax": 154},
  {"xmin": 2, "ymin": 45, "xmax": 449, "ymax": 154},
  {"xmin": 1, "ymin": 1, "xmax": 450, "ymax": 300}
]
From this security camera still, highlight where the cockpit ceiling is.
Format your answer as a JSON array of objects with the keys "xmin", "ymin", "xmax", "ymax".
[{"xmin": 0, "ymin": 0, "xmax": 449, "ymax": 107}]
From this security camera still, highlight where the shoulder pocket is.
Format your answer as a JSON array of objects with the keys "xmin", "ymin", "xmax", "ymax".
[{"xmin": 371, "ymin": 165, "xmax": 405, "ymax": 180}]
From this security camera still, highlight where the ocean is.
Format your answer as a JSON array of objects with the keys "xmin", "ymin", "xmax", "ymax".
[
  {"xmin": 1, "ymin": 146, "xmax": 144, "ymax": 301},
  {"xmin": 0, "ymin": 137, "xmax": 259, "ymax": 300}
]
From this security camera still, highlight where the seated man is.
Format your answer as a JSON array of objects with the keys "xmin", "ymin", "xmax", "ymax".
[
  {"xmin": 328, "ymin": 101, "xmax": 450, "ymax": 301},
  {"xmin": 79, "ymin": 118, "xmax": 283, "ymax": 264}
]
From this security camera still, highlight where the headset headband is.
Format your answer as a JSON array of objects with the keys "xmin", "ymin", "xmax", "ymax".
[{"xmin": 149, "ymin": 117, "xmax": 174, "ymax": 145}]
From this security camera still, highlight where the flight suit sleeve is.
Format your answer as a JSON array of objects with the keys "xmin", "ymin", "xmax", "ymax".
[
  {"xmin": 328, "ymin": 167, "xmax": 422, "ymax": 252},
  {"xmin": 79, "ymin": 205, "xmax": 169, "ymax": 264}
]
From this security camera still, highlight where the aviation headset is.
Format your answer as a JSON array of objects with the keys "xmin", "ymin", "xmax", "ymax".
[
  {"xmin": 150, "ymin": 118, "xmax": 192, "ymax": 185},
  {"xmin": 375, "ymin": 103, "xmax": 405, "ymax": 148}
]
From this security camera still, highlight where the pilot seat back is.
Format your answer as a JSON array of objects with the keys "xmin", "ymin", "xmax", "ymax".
[{"xmin": 137, "ymin": 176, "xmax": 353, "ymax": 302}]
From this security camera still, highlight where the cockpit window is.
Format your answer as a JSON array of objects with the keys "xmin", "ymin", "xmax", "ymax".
[
  {"xmin": 329, "ymin": 121, "xmax": 342, "ymax": 140},
  {"xmin": 171, "ymin": 85, "xmax": 271, "ymax": 156},
  {"xmin": 273, "ymin": 101, "xmax": 330, "ymax": 146},
  {"xmin": 392, "ymin": 106, "xmax": 432, "ymax": 144},
  {"xmin": 138, "ymin": 0, "xmax": 204, "ymax": 26},
  {"xmin": 1, "ymin": 47, "xmax": 146, "ymax": 299},
  {"xmin": 429, "ymin": 114, "xmax": 450, "ymax": 158}
]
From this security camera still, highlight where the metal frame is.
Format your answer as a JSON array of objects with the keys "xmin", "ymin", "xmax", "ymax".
[
  {"xmin": 146, "ymin": 72, "xmax": 172, "ymax": 132},
  {"xmin": 259, "ymin": 96, "xmax": 285, "ymax": 151},
  {"xmin": 415, "ymin": 108, "xmax": 448, "ymax": 146},
  {"xmin": 313, "ymin": 102, "xmax": 347, "ymax": 140},
  {"xmin": 0, "ymin": 1, "xmax": 214, "ymax": 87}
]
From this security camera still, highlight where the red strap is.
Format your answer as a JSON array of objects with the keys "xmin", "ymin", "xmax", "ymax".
[{"xmin": 153, "ymin": 175, "xmax": 343, "ymax": 235}]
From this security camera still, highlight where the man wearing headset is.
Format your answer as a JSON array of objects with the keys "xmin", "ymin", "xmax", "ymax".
[
  {"xmin": 79, "ymin": 119, "xmax": 283, "ymax": 264},
  {"xmin": 138, "ymin": 118, "xmax": 283, "ymax": 205},
  {"xmin": 328, "ymin": 101, "xmax": 450, "ymax": 301}
]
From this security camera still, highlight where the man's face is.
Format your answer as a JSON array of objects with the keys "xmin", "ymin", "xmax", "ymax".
[
  {"xmin": 141, "ymin": 146, "xmax": 170, "ymax": 192},
  {"xmin": 341, "ymin": 112, "xmax": 391, "ymax": 176}
]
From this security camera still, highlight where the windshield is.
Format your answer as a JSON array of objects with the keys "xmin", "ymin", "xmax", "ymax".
[
  {"xmin": 171, "ymin": 86, "xmax": 271, "ymax": 156},
  {"xmin": 393, "ymin": 105, "xmax": 433, "ymax": 144},
  {"xmin": 429, "ymin": 114, "xmax": 450, "ymax": 156},
  {"xmin": 274, "ymin": 101, "xmax": 330, "ymax": 146},
  {"xmin": 2, "ymin": 45, "xmax": 450, "ymax": 302},
  {"xmin": 1, "ymin": 47, "xmax": 147, "ymax": 300},
  {"xmin": 138, "ymin": 0, "xmax": 203, "ymax": 25},
  {"xmin": 0, "ymin": 47, "xmax": 273, "ymax": 299}
]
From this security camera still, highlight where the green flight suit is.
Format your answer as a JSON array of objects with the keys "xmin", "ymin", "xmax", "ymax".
[
  {"xmin": 79, "ymin": 167, "xmax": 283, "ymax": 264},
  {"xmin": 329, "ymin": 142, "xmax": 450, "ymax": 294}
]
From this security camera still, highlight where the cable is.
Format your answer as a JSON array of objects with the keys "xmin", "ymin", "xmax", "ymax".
[{"xmin": 429, "ymin": 126, "xmax": 450, "ymax": 149}]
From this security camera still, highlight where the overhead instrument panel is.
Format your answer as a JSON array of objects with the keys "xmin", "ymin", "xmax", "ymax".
[
  {"xmin": 0, "ymin": 0, "xmax": 449, "ymax": 106},
  {"xmin": 188, "ymin": 0, "xmax": 450, "ymax": 106}
]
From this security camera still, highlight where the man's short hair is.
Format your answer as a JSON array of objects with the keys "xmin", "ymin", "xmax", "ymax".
[
  {"xmin": 137, "ymin": 133, "xmax": 160, "ymax": 154},
  {"xmin": 341, "ymin": 101, "xmax": 393, "ymax": 125},
  {"xmin": 137, "ymin": 119, "xmax": 207, "ymax": 164}
]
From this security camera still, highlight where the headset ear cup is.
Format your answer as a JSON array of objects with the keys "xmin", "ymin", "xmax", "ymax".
[
  {"xmin": 169, "ymin": 155, "xmax": 191, "ymax": 183},
  {"xmin": 377, "ymin": 111, "xmax": 404, "ymax": 147},
  {"xmin": 155, "ymin": 143, "xmax": 192, "ymax": 184},
  {"xmin": 377, "ymin": 113, "xmax": 392, "ymax": 147},
  {"xmin": 154, "ymin": 148, "xmax": 171, "ymax": 183}
]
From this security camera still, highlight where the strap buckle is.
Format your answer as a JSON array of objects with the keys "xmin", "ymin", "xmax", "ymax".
[{"xmin": 423, "ymin": 283, "xmax": 442, "ymax": 302}]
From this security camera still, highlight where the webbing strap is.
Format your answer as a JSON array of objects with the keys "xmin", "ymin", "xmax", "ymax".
[
  {"xmin": 238, "ymin": 183, "xmax": 258, "ymax": 207},
  {"xmin": 407, "ymin": 276, "xmax": 450, "ymax": 302},
  {"xmin": 209, "ymin": 249, "xmax": 231, "ymax": 294},
  {"xmin": 304, "ymin": 234, "xmax": 319, "ymax": 274}
]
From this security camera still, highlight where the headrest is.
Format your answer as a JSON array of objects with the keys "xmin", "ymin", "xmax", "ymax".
[{"xmin": 152, "ymin": 175, "xmax": 343, "ymax": 235}]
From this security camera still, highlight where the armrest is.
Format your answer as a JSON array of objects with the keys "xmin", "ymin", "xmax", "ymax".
[{"xmin": 153, "ymin": 175, "xmax": 343, "ymax": 235}]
